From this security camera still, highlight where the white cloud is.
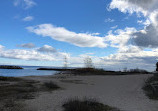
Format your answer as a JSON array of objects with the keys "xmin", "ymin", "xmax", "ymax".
[
  {"xmin": 24, "ymin": 0, "xmax": 36, "ymax": 9},
  {"xmin": 0, "ymin": 45, "xmax": 4, "ymax": 50},
  {"xmin": 37, "ymin": 45, "xmax": 57, "ymax": 53},
  {"xmin": 109, "ymin": 0, "xmax": 158, "ymax": 48},
  {"xmin": 91, "ymin": 33, "xmax": 100, "ymax": 36},
  {"xmin": 109, "ymin": 0, "xmax": 151, "ymax": 16},
  {"xmin": 105, "ymin": 27, "xmax": 136, "ymax": 48},
  {"xmin": 23, "ymin": 16, "xmax": 34, "ymax": 21},
  {"xmin": 111, "ymin": 25, "xmax": 118, "ymax": 29},
  {"xmin": 149, "ymin": 10, "xmax": 158, "ymax": 27},
  {"xmin": 14, "ymin": 0, "xmax": 20, "ymax": 6},
  {"xmin": 17, "ymin": 43, "xmax": 35, "ymax": 48},
  {"xmin": 27, "ymin": 24, "xmax": 107, "ymax": 48},
  {"xmin": 105, "ymin": 18, "xmax": 115, "ymax": 22},
  {"xmin": 0, "ymin": 49, "xmax": 55, "ymax": 61},
  {"xmin": 109, "ymin": 0, "xmax": 158, "ymax": 24},
  {"xmin": 143, "ymin": 19, "xmax": 151, "ymax": 26},
  {"xmin": 137, "ymin": 20, "xmax": 143, "ymax": 24},
  {"xmin": 137, "ymin": 19, "xmax": 150, "ymax": 26},
  {"xmin": 14, "ymin": 0, "xmax": 36, "ymax": 9},
  {"xmin": 100, "ymin": 47, "xmax": 158, "ymax": 71},
  {"xmin": 0, "ymin": 45, "xmax": 68, "ymax": 61}
]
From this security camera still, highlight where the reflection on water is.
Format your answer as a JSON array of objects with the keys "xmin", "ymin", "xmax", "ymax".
[{"xmin": 0, "ymin": 66, "xmax": 58, "ymax": 77}]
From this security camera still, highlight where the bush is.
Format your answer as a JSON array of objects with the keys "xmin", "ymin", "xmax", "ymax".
[
  {"xmin": 143, "ymin": 74, "xmax": 158, "ymax": 100},
  {"xmin": 63, "ymin": 98, "xmax": 120, "ymax": 111},
  {"xmin": 43, "ymin": 81, "xmax": 60, "ymax": 90},
  {"xmin": 71, "ymin": 68, "xmax": 116, "ymax": 75},
  {"xmin": 123, "ymin": 68, "xmax": 148, "ymax": 74}
]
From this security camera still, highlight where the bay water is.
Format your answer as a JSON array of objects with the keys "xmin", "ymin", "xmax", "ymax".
[{"xmin": 0, "ymin": 66, "xmax": 59, "ymax": 77}]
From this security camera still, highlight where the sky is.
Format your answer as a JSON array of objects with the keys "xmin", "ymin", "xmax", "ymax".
[{"xmin": 0, "ymin": 0, "xmax": 158, "ymax": 71}]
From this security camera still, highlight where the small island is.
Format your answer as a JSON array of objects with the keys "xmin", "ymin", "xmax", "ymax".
[
  {"xmin": 0, "ymin": 65, "xmax": 23, "ymax": 69},
  {"xmin": 37, "ymin": 68, "xmax": 72, "ymax": 71}
]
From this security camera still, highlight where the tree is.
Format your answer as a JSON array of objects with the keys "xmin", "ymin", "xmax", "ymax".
[
  {"xmin": 63, "ymin": 55, "xmax": 68, "ymax": 68},
  {"xmin": 156, "ymin": 62, "xmax": 158, "ymax": 71},
  {"xmin": 84, "ymin": 56, "xmax": 93, "ymax": 68},
  {"xmin": 123, "ymin": 67, "xmax": 127, "ymax": 72}
]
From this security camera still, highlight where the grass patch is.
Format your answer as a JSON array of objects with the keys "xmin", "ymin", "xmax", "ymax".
[
  {"xmin": 63, "ymin": 98, "xmax": 120, "ymax": 111},
  {"xmin": 0, "ymin": 76, "xmax": 22, "ymax": 81},
  {"xmin": 0, "ymin": 77, "xmax": 39, "ymax": 111},
  {"xmin": 0, "ymin": 76, "xmax": 61, "ymax": 110},
  {"xmin": 143, "ymin": 74, "xmax": 158, "ymax": 100},
  {"xmin": 0, "ymin": 80, "xmax": 39, "ymax": 100},
  {"xmin": 43, "ymin": 81, "xmax": 60, "ymax": 90}
]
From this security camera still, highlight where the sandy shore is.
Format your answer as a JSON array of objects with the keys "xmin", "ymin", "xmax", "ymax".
[{"xmin": 18, "ymin": 74, "xmax": 158, "ymax": 111}]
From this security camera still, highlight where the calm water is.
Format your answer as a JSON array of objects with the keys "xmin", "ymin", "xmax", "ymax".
[{"xmin": 0, "ymin": 66, "xmax": 59, "ymax": 77}]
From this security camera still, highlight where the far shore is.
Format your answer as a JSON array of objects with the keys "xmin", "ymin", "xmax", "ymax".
[
  {"xmin": 0, "ymin": 65, "xmax": 23, "ymax": 69},
  {"xmin": 37, "ymin": 67, "xmax": 150, "ymax": 75}
]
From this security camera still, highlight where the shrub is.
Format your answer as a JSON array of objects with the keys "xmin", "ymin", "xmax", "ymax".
[
  {"xmin": 63, "ymin": 98, "xmax": 120, "ymax": 111},
  {"xmin": 43, "ymin": 81, "xmax": 60, "ymax": 90},
  {"xmin": 123, "ymin": 68, "xmax": 148, "ymax": 74},
  {"xmin": 143, "ymin": 74, "xmax": 158, "ymax": 100},
  {"xmin": 71, "ymin": 68, "xmax": 116, "ymax": 75}
]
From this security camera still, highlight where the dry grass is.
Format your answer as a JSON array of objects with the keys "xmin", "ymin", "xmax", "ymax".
[
  {"xmin": 0, "ymin": 76, "xmax": 60, "ymax": 110},
  {"xmin": 63, "ymin": 98, "xmax": 120, "ymax": 111},
  {"xmin": 43, "ymin": 81, "xmax": 60, "ymax": 90},
  {"xmin": 0, "ymin": 76, "xmax": 22, "ymax": 81}
]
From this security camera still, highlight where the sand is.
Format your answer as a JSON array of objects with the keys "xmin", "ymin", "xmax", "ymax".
[{"xmin": 23, "ymin": 74, "xmax": 158, "ymax": 111}]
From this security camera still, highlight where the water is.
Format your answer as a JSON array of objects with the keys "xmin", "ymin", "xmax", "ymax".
[{"xmin": 0, "ymin": 66, "xmax": 59, "ymax": 77}]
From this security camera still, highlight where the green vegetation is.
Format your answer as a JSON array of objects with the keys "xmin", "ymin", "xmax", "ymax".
[
  {"xmin": 63, "ymin": 98, "xmax": 120, "ymax": 111},
  {"xmin": 143, "ymin": 74, "xmax": 158, "ymax": 100}
]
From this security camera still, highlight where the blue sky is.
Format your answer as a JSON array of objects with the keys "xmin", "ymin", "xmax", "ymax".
[{"xmin": 0, "ymin": 0, "xmax": 158, "ymax": 71}]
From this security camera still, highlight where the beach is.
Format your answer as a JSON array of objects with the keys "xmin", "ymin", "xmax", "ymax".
[{"xmin": 11, "ymin": 74, "xmax": 157, "ymax": 111}]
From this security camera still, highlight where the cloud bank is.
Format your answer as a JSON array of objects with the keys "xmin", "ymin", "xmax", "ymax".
[
  {"xmin": 0, "ymin": 45, "xmax": 67, "ymax": 61},
  {"xmin": 17, "ymin": 43, "xmax": 35, "ymax": 48}
]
